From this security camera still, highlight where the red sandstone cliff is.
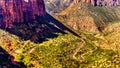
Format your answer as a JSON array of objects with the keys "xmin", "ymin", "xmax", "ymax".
[
  {"xmin": 73, "ymin": 0, "xmax": 120, "ymax": 6},
  {"xmin": 0, "ymin": 0, "xmax": 46, "ymax": 28}
]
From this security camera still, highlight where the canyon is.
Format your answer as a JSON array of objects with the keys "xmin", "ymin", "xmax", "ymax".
[{"xmin": 0, "ymin": 0, "xmax": 120, "ymax": 68}]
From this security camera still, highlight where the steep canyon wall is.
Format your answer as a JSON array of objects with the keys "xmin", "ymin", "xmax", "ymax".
[
  {"xmin": 74, "ymin": 0, "xmax": 120, "ymax": 6},
  {"xmin": 0, "ymin": 0, "xmax": 46, "ymax": 28}
]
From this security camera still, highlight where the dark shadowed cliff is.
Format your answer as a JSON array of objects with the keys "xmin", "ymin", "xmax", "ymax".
[
  {"xmin": 0, "ymin": 0, "xmax": 79, "ymax": 43},
  {"xmin": 0, "ymin": 47, "xmax": 26, "ymax": 68},
  {"xmin": 0, "ymin": 0, "xmax": 46, "ymax": 28}
]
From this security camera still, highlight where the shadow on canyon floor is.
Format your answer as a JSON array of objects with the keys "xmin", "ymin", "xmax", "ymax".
[
  {"xmin": 0, "ymin": 13, "xmax": 79, "ymax": 43},
  {"xmin": 0, "ymin": 47, "xmax": 26, "ymax": 68}
]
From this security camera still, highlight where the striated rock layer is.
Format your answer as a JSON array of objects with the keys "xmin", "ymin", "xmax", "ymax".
[
  {"xmin": 45, "ymin": 0, "xmax": 120, "ymax": 15},
  {"xmin": 94, "ymin": 0, "xmax": 120, "ymax": 6},
  {"xmin": 73, "ymin": 0, "xmax": 120, "ymax": 6},
  {"xmin": 0, "ymin": 0, "xmax": 46, "ymax": 28}
]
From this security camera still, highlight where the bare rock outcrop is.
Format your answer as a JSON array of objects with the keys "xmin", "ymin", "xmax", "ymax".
[
  {"xmin": 96, "ymin": 0, "xmax": 120, "ymax": 6},
  {"xmin": 0, "ymin": 0, "xmax": 46, "ymax": 28},
  {"xmin": 73, "ymin": 0, "xmax": 120, "ymax": 6}
]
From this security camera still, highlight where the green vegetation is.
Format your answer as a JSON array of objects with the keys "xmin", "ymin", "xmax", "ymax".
[
  {"xmin": 0, "ymin": 2, "xmax": 120, "ymax": 68},
  {"xmin": 0, "ymin": 28, "xmax": 120, "ymax": 67}
]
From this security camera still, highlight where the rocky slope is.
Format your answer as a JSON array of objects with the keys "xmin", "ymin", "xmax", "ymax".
[
  {"xmin": 55, "ymin": 2, "xmax": 120, "ymax": 33},
  {"xmin": 45, "ymin": 0, "xmax": 73, "ymax": 14}
]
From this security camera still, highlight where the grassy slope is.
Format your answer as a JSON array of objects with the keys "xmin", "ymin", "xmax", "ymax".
[
  {"xmin": 0, "ymin": 27, "xmax": 120, "ymax": 68},
  {"xmin": 101, "ymin": 21, "xmax": 120, "ymax": 51}
]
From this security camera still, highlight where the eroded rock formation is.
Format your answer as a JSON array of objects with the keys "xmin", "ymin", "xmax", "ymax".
[
  {"xmin": 96, "ymin": 0, "xmax": 120, "ymax": 6},
  {"xmin": 0, "ymin": 0, "xmax": 46, "ymax": 28},
  {"xmin": 73, "ymin": 0, "xmax": 120, "ymax": 6}
]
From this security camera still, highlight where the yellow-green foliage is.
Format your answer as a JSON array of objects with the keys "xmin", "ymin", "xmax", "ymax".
[
  {"xmin": 0, "ymin": 6, "xmax": 120, "ymax": 67},
  {"xmin": 87, "ymin": 55, "xmax": 120, "ymax": 68},
  {"xmin": 0, "ymin": 28, "xmax": 119, "ymax": 68},
  {"xmin": 102, "ymin": 22, "xmax": 120, "ymax": 53},
  {"xmin": 0, "ymin": 29, "xmax": 24, "ymax": 52}
]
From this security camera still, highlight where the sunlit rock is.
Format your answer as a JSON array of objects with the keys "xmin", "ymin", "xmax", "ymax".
[{"xmin": 0, "ymin": 0, "xmax": 46, "ymax": 28}]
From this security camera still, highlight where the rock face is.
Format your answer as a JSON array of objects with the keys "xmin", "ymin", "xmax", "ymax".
[
  {"xmin": 45, "ymin": 0, "xmax": 120, "ymax": 15},
  {"xmin": 96, "ymin": 0, "xmax": 120, "ymax": 6},
  {"xmin": 73, "ymin": 0, "xmax": 120, "ymax": 6},
  {"xmin": 0, "ymin": 0, "xmax": 46, "ymax": 28},
  {"xmin": 45, "ymin": 0, "xmax": 73, "ymax": 14}
]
